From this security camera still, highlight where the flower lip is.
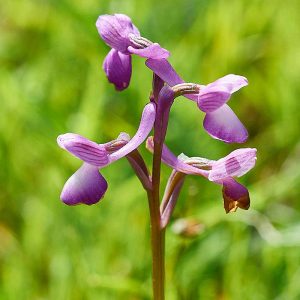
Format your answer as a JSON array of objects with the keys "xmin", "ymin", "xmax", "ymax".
[
  {"xmin": 103, "ymin": 49, "xmax": 132, "ymax": 91},
  {"xmin": 60, "ymin": 163, "xmax": 108, "ymax": 206},
  {"xmin": 222, "ymin": 178, "xmax": 250, "ymax": 213},
  {"xmin": 203, "ymin": 104, "xmax": 249, "ymax": 143}
]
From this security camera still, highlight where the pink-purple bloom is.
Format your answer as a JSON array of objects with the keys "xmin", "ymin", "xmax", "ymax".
[
  {"xmin": 96, "ymin": 14, "xmax": 169, "ymax": 90},
  {"xmin": 57, "ymin": 14, "xmax": 257, "ymax": 296},
  {"xmin": 146, "ymin": 137, "xmax": 256, "ymax": 213},
  {"xmin": 58, "ymin": 12, "xmax": 257, "ymax": 214},
  {"xmin": 146, "ymin": 59, "xmax": 248, "ymax": 143},
  {"xmin": 58, "ymin": 102, "xmax": 155, "ymax": 205}
]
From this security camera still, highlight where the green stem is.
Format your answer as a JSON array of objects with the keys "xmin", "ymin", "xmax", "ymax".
[
  {"xmin": 147, "ymin": 190, "xmax": 165, "ymax": 300},
  {"xmin": 146, "ymin": 82, "xmax": 200, "ymax": 298},
  {"xmin": 147, "ymin": 112, "xmax": 166, "ymax": 299}
]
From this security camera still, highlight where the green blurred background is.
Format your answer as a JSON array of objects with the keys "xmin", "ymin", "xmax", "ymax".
[{"xmin": 1, "ymin": 0, "xmax": 300, "ymax": 299}]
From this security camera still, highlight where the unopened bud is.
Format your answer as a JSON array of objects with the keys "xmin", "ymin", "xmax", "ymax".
[{"xmin": 172, "ymin": 218, "xmax": 205, "ymax": 238}]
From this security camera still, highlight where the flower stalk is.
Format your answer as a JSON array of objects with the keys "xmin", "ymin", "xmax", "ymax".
[
  {"xmin": 148, "ymin": 83, "xmax": 201, "ymax": 299},
  {"xmin": 147, "ymin": 82, "xmax": 169, "ymax": 300}
]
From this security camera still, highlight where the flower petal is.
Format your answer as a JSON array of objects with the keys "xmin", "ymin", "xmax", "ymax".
[
  {"xmin": 128, "ymin": 43, "xmax": 170, "ymax": 59},
  {"xmin": 146, "ymin": 58, "xmax": 184, "ymax": 86},
  {"xmin": 207, "ymin": 74, "xmax": 248, "ymax": 94},
  {"xmin": 60, "ymin": 163, "xmax": 108, "ymax": 205},
  {"xmin": 209, "ymin": 148, "xmax": 257, "ymax": 181},
  {"xmin": 222, "ymin": 178, "xmax": 250, "ymax": 213},
  {"xmin": 103, "ymin": 49, "xmax": 132, "ymax": 91},
  {"xmin": 109, "ymin": 102, "xmax": 156, "ymax": 162},
  {"xmin": 203, "ymin": 104, "xmax": 248, "ymax": 143},
  {"xmin": 197, "ymin": 86, "xmax": 231, "ymax": 112},
  {"xmin": 57, "ymin": 133, "xmax": 109, "ymax": 167},
  {"xmin": 96, "ymin": 14, "xmax": 140, "ymax": 53}
]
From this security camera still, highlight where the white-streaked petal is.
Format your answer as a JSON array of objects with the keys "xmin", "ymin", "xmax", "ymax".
[
  {"xmin": 57, "ymin": 133, "xmax": 109, "ymax": 167},
  {"xmin": 209, "ymin": 148, "xmax": 257, "ymax": 181},
  {"xmin": 207, "ymin": 74, "xmax": 248, "ymax": 94}
]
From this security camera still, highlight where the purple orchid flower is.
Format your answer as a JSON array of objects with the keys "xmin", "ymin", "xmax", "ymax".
[
  {"xmin": 146, "ymin": 136, "xmax": 256, "ymax": 213},
  {"xmin": 96, "ymin": 14, "xmax": 170, "ymax": 90},
  {"xmin": 57, "ymin": 102, "xmax": 156, "ymax": 205},
  {"xmin": 146, "ymin": 58, "xmax": 248, "ymax": 144}
]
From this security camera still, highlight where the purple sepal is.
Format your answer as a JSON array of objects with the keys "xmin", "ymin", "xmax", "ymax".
[
  {"xmin": 60, "ymin": 163, "xmax": 108, "ymax": 206},
  {"xmin": 96, "ymin": 14, "xmax": 140, "ymax": 53},
  {"xmin": 109, "ymin": 102, "xmax": 156, "ymax": 162},
  {"xmin": 57, "ymin": 133, "xmax": 109, "ymax": 167},
  {"xmin": 103, "ymin": 49, "xmax": 132, "ymax": 91},
  {"xmin": 146, "ymin": 59, "xmax": 184, "ymax": 86},
  {"xmin": 203, "ymin": 104, "xmax": 248, "ymax": 143},
  {"xmin": 222, "ymin": 178, "xmax": 250, "ymax": 213},
  {"xmin": 128, "ymin": 43, "xmax": 170, "ymax": 59},
  {"xmin": 209, "ymin": 148, "xmax": 257, "ymax": 181}
]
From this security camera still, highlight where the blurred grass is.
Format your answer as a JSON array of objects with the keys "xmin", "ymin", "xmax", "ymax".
[{"xmin": 1, "ymin": 0, "xmax": 300, "ymax": 299}]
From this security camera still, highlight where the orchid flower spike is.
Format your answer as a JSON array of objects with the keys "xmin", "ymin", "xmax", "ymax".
[
  {"xmin": 146, "ymin": 59, "xmax": 249, "ymax": 143},
  {"xmin": 57, "ymin": 102, "xmax": 156, "ymax": 206},
  {"xmin": 146, "ymin": 137, "xmax": 257, "ymax": 213},
  {"xmin": 96, "ymin": 14, "xmax": 170, "ymax": 91}
]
